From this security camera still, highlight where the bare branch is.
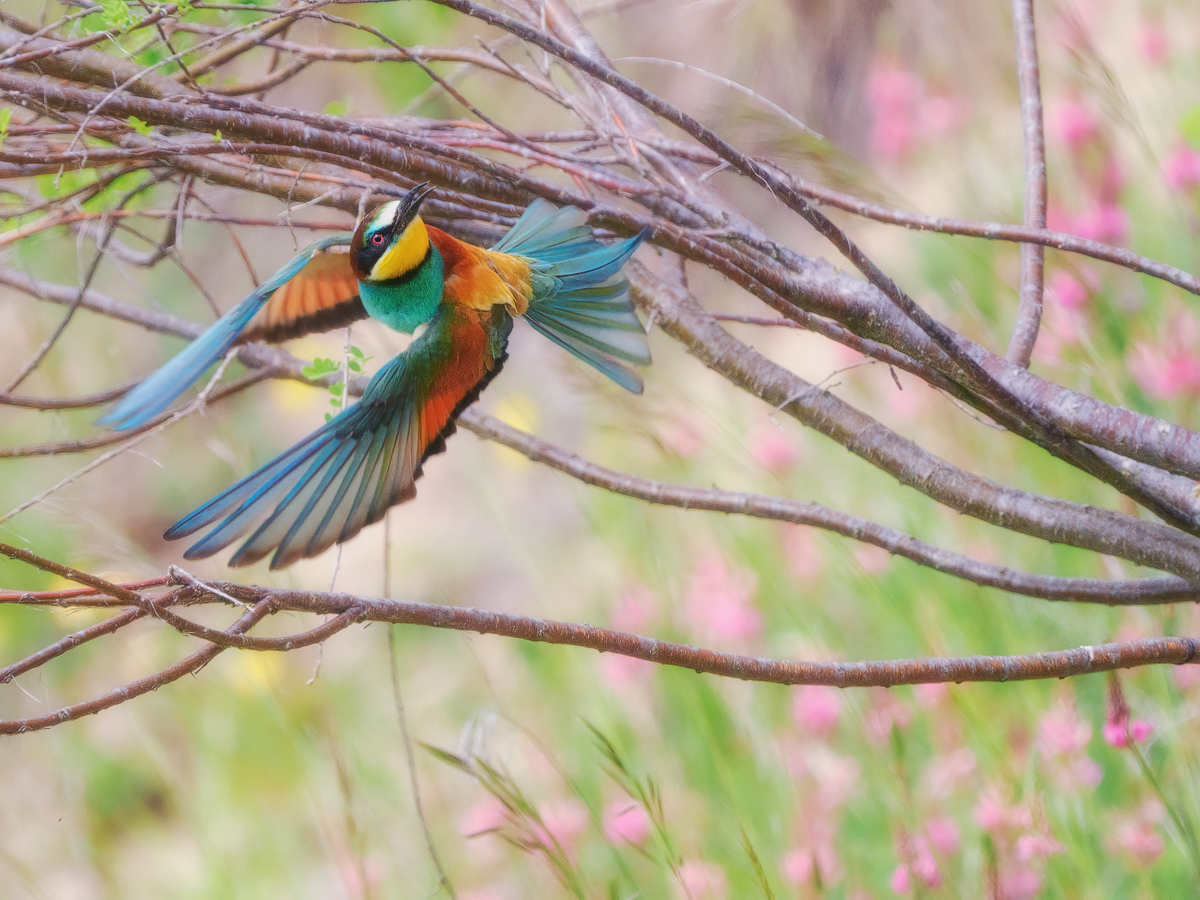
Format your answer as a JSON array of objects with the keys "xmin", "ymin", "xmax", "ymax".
[{"xmin": 1006, "ymin": 0, "xmax": 1048, "ymax": 366}]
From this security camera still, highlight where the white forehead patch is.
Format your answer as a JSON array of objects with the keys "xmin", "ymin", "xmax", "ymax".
[{"xmin": 367, "ymin": 201, "xmax": 401, "ymax": 233}]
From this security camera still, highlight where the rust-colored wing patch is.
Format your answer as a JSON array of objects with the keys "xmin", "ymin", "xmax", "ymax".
[{"xmin": 241, "ymin": 249, "xmax": 367, "ymax": 343}]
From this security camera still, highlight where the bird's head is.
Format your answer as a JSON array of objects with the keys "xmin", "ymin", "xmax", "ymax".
[{"xmin": 352, "ymin": 182, "xmax": 435, "ymax": 281}]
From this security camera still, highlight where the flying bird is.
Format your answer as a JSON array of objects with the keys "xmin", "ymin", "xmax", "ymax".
[{"xmin": 100, "ymin": 185, "xmax": 650, "ymax": 569}]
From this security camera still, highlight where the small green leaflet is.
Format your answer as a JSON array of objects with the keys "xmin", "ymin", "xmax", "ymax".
[
  {"xmin": 100, "ymin": 0, "xmax": 136, "ymax": 31},
  {"xmin": 303, "ymin": 348, "xmax": 373, "ymax": 421},
  {"xmin": 0, "ymin": 109, "xmax": 10, "ymax": 148},
  {"xmin": 128, "ymin": 116, "xmax": 153, "ymax": 137},
  {"xmin": 301, "ymin": 357, "xmax": 340, "ymax": 380}
]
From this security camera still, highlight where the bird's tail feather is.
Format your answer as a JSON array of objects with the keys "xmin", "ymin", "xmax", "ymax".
[{"xmin": 494, "ymin": 200, "xmax": 650, "ymax": 393}]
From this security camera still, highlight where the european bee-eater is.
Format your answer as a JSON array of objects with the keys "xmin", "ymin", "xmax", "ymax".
[{"xmin": 100, "ymin": 185, "xmax": 650, "ymax": 569}]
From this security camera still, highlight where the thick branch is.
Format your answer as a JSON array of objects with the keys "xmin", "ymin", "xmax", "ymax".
[{"xmin": 630, "ymin": 263, "xmax": 1200, "ymax": 579}]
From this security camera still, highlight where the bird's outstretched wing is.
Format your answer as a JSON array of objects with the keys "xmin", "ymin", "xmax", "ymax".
[
  {"xmin": 166, "ymin": 304, "xmax": 511, "ymax": 569},
  {"xmin": 99, "ymin": 234, "xmax": 363, "ymax": 430}
]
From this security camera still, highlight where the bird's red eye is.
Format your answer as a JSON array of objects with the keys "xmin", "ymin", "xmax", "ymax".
[{"xmin": 371, "ymin": 233, "xmax": 385, "ymax": 245}]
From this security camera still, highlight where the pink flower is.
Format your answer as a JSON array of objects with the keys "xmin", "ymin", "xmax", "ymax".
[
  {"xmin": 602, "ymin": 802, "xmax": 651, "ymax": 845},
  {"xmin": 926, "ymin": 817, "xmax": 961, "ymax": 856},
  {"xmin": 781, "ymin": 847, "xmax": 814, "ymax": 886},
  {"xmin": 864, "ymin": 688, "xmax": 911, "ymax": 745},
  {"xmin": 924, "ymin": 746, "xmax": 977, "ymax": 799},
  {"xmin": 1047, "ymin": 271, "xmax": 1090, "ymax": 311},
  {"xmin": 868, "ymin": 64, "xmax": 923, "ymax": 161},
  {"xmin": 1109, "ymin": 818, "xmax": 1165, "ymax": 869},
  {"xmin": 911, "ymin": 838, "xmax": 942, "ymax": 888},
  {"xmin": 792, "ymin": 685, "xmax": 841, "ymax": 739},
  {"xmin": 1139, "ymin": 21, "xmax": 1169, "ymax": 63},
  {"xmin": 1016, "ymin": 833, "xmax": 1065, "ymax": 860},
  {"xmin": 1130, "ymin": 719, "xmax": 1154, "ymax": 743},
  {"xmin": 1037, "ymin": 692, "xmax": 1102, "ymax": 790},
  {"xmin": 1164, "ymin": 144, "xmax": 1200, "ymax": 191},
  {"xmin": 1038, "ymin": 694, "xmax": 1092, "ymax": 756},
  {"xmin": 749, "ymin": 422, "xmax": 799, "ymax": 472},
  {"xmin": 1129, "ymin": 311, "xmax": 1200, "ymax": 400},
  {"xmin": 891, "ymin": 836, "xmax": 941, "ymax": 894},
  {"xmin": 1102, "ymin": 719, "xmax": 1129, "ymax": 748},
  {"xmin": 1070, "ymin": 203, "xmax": 1128, "ymax": 244},
  {"xmin": 535, "ymin": 799, "xmax": 589, "ymax": 860},
  {"xmin": 676, "ymin": 860, "xmax": 728, "ymax": 900},
  {"xmin": 999, "ymin": 867, "xmax": 1043, "ymax": 900},
  {"xmin": 974, "ymin": 787, "xmax": 1033, "ymax": 834},
  {"xmin": 1050, "ymin": 98, "xmax": 1099, "ymax": 150},
  {"xmin": 781, "ymin": 837, "xmax": 844, "ymax": 888},
  {"xmin": 684, "ymin": 555, "xmax": 762, "ymax": 642},
  {"xmin": 459, "ymin": 796, "xmax": 509, "ymax": 837}
]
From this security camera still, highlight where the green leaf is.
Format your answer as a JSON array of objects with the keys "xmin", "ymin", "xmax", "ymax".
[
  {"xmin": 211, "ymin": 129, "xmax": 222, "ymax": 142},
  {"xmin": 323, "ymin": 99, "xmax": 348, "ymax": 117},
  {"xmin": 127, "ymin": 116, "xmax": 153, "ymax": 137},
  {"xmin": 301, "ymin": 357, "xmax": 339, "ymax": 379},
  {"xmin": 100, "ymin": 0, "xmax": 136, "ymax": 31},
  {"xmin": 1181, "ymin": 106, "xmax": 1200, "ymax": 151},
  {"xmin": 0, "ymin": 108, "xmax": 10, "ymax": 148}
]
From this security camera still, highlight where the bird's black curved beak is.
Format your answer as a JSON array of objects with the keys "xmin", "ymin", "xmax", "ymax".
[{"xmin": 393, "ymin": 181, "xmax": 435, "ymax": 230}]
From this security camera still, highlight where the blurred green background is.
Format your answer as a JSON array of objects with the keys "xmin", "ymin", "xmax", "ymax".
[{"xmin": 4, "ymin": 1, "xmax": 1200, "ymax": 897}]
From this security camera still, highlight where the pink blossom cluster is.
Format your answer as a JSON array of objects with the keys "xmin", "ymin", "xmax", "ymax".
[
  {"xmin": 1128, "ymin": 311, "xmax": 1200, "ymax": 401},
  {"xmin": 1106, "ymin": 799, "xmax": 1166, "ymax": 869},
  {"xmin": 974, "ymin": 787, "xmax": 1065, "ymax": 900},
  {"xmin": 1036, "ymin": 692, "xmax": 1102, "ymax": 791},
  {"xmin": 683, "ymin": 554, "xmax": 763, "ymax": 643},
  {"xmin": 779, "ymin": 686, "xmax": 862, "ymax": 889},
  {"xmin": 601, "ymin": 800, "xmax": 652, "ymax": 846},
  {"xmin": 1045, "ymin": 98, "xmax": 1129, "ymax": 246},
  {"xmin": 676, "ymin": 859, "xmax": 728, "ymax": 900},
  {"xmin": 889, "ymin": 819, "xmax": 960, "ymax": 894},
  {"xmin": 1102, "ymin": 675, "xmax": 1154, "ymax": 749},
  {"xmin": 866, "ymin": 63, "xmax": 966, "ymax": 163},
  {"xmin": 1164, "ymin": 144, "xmax": 1200, "ymax": 192}
]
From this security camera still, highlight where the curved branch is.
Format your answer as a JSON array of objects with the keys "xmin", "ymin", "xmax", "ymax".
[{"xmin": 458, "ymin": 408, "xmax": 1200, "ymax": 605}]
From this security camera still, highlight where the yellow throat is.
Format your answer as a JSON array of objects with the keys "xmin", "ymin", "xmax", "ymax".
[{"xmin": 370, "ymin": 217, "xmax": 430, "ymax": 281}]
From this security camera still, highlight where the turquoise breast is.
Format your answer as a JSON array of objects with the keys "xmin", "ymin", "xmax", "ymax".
[{"xmin": 360, "ymin": 246, "xmax": 445, "ymax": 334}]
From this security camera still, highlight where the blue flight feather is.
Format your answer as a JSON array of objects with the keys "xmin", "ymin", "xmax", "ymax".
[{"xmin": 98, "ymin": 234, "xmax": 352, "ymax": 430}]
